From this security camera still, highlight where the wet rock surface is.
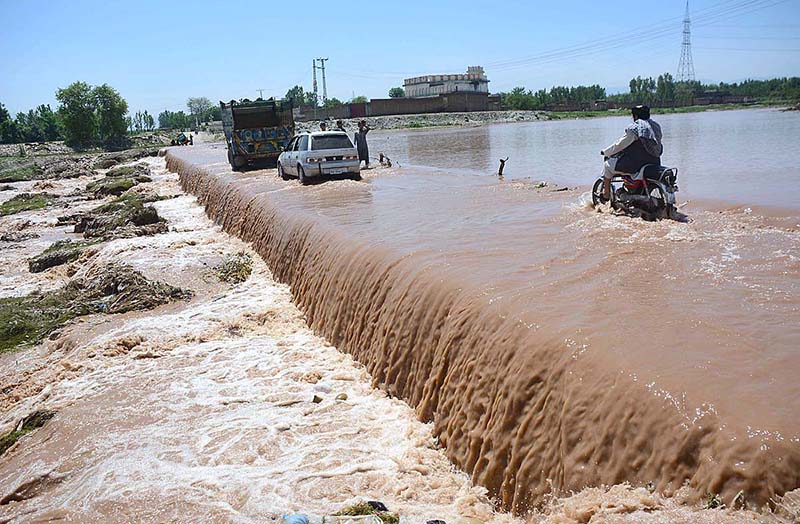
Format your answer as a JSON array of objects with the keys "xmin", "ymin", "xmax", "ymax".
[
  {"xmin": 0, "ymin": 193, "xmax": 57, "ymax": 217},
  {"xmin": 0, "ymin": 262, "xmax": 190, "ymax": 353},
  {"xmin": 28, "ymin": 239, "xmax": 98, "ymax": 273},
  {"xmin": 72, "ymin": 191, "xmax": 166, "ymax": 239}
]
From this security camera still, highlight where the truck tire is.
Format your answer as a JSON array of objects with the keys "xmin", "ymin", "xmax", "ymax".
[
  {"xmin": 298, "ymin": 165, "xmax": 309, "ymax": 185},
  {"xmin": 232, "ymin": 154, "xmax": 247, "ymax": 171},
  {"xmin": 227, "ymin": 149, "xmax": 234, "ymax": 169}
]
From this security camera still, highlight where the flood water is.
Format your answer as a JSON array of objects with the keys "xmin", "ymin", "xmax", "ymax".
[
  {"xmin": 166, "ymin": 108, "xmax": 800, "ymax": 511},
  {"xmin": 370, "ymin": 108, "xmax": 800, "ymax": 209}
]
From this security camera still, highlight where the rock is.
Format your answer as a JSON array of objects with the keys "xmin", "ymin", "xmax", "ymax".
[
  {"xmin": 28, "ymin": 239, "xmax": 97, "ymax": 273},
  {"xmin": 335, "ymin": 393, "xmax": 348, "ymax": 401},
  {"xmin": 0, "ymin": 184, "xmax": 15, "ymax": 191},
  {"xmin": 86, "ymin": 174, "xmax": 150, "ymax": 198},
  {"xmin": 312, "ymin": 395, "xmax": 323, "ymax": 404},
  {"xmin": 73, "ymin": 192, "xmax": 166, "ymax": 239},
  {"xmin": 0, "ymin": 231, "xmax": 39, "ymax": 243},
  {"xmin": 0, "ymin": 193, "xmax": 57, "ymax": 217}
]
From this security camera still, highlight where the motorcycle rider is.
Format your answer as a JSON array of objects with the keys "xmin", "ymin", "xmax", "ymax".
[{"xmin": 600, "ymin": 105, "xmax": 663, "ymax": 201}]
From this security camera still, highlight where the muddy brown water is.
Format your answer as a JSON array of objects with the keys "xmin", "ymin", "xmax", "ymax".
[{"xmin": 166, "ymin": 109, "xmax": 800, "ymax": 513}]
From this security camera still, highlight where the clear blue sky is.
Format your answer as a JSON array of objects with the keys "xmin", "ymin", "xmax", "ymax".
[{"xmin": 1, "ymin": 0, "xmax": 798, "ymax": 118}]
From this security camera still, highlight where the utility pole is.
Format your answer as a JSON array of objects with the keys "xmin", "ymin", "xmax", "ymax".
[
  {"xmin": 317, "ymin": 57, "xmax": 329, "ymax": 104},
  {"xmin": 312, "ymin": 60, "xmax": 318, "ymax": 102},
  {"xmin": 256, "ymin": 88, "xmax": 265, "ymax": 99},
  {"xmin": 677, "ymin": 0, "xmax": 695, "ymax": 83}
]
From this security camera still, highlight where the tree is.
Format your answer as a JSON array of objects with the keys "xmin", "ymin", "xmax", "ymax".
[
  {"xmin": 0, "ymin": 103, "xmax": 17, "ymax": 144},
  {"xmin": 303, "ymin": 92, "xmax": 318, "ymax": 107},
  {"xmin": 389, "ymin": 87, "xmax": 405, "ymax": 98},
  {"xmin": 350, "ymin": 95, "xmax": 369, "ymax": 104},
  {"xmin": 93, "ymin": 84, "xmax": 128, "ymax": 144},
  {"xmin": 284, "ymin": 86, "xmax": 306, "ymax": 107},
  {"xmin": 158, "ymin": 110, "xmax": 192, "ymax": 130},
  {"xmin": 322, "ymin": 97, "xmax": 344, "ymax": 109},
  {"xmin": 186, "ymin": 96, "xmax": 212, "ymax": 125},
  {"xmin": 56, "ymin": 81, "xmax": 97, "ymax": 147}
]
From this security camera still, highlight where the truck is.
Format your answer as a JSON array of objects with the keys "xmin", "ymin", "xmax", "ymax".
[{"xmin": 220, "ymin": 98, "xmax": 294, "ymax": 170}]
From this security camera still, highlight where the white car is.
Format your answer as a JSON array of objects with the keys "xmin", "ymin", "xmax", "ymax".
[{"xmin": 277, "ymin": 131, "xmax": 361, "ymax": 184}]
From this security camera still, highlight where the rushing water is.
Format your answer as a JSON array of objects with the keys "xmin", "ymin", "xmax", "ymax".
[
  {"xmin": 165, "ymin": 109, "xmax": 800, "ymax": 512},
  {"xmin": 370, "ymin": 108, "xmax": 800, "ymax": 209}
]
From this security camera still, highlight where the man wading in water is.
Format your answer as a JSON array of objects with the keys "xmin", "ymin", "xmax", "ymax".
[
  {"xmin": 354, "ymin": 120, "xmax": 370, "ymax": 168},
  {"xmin": 600, "ymin": 105, "xmax": 663, "ymax": 201}
]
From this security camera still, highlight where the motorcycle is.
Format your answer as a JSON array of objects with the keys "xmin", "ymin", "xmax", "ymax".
[{"xmin": 592, "ymin": 163, "xmax": 679, "ymax": 221}]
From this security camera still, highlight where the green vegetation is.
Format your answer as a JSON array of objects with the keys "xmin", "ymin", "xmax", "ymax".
[
  {"xmin": 0, "ymin": 193, "xmax": 56, "ymax": 216},
  {"xmin": 0, "ymin": 103, "xmax": 61, "ymax": 144},
  {"xmin": 29, "ymin": 239, "xmax": 99, "ymax": 273},
  {"xmin": 55, "ymin": 81, "xmax": 129, "ymax": 148},
  {"xmin": 215, "ymin": 252, "xmax": 253, "ymax": 284},
  {"xmin": 0, "ymin": 263, "xmax": 190, "ymax": 353},
  {"xmin": 158, "ymin": 110, "xmax": 193, "ymax": 130},
  {"xmin": 498, "ymin": 75, "xmax": 800, "ymax": 112},
  {"xmin": 128, "ymin": 110, "xmax": 155, "ymax": 133},
  {"xmin": 284, "ymin": 85, "xmax": 319, "ymax": 108},
  {"xmin": 0, "ymin": 411, "xmax": 55, "ymax": 456},
  {"xmin": 333, "ymin": 502, "xmax": 399, "ymax": 524},
  {"xmin": 0, "ymin": 163, "xmax": 43, "ymax": 183},
  {"xmin": 389, "ymin": 87, "xmax": 405, "ymax": 98},
  {"xmin": 500, "ymin": 84, "xmax": 606, "ymax": 110},
  {"xmin": 106, "ymin": 164, "xmax": 143, "ymax": 178},
  {"xmin": 86, "ymin": 172, "xmax": 150, "ymax": 197}
]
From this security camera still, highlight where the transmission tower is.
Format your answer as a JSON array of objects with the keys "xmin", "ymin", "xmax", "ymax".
[
  {"xmin": 317, "ymin": 57, "xmax": 329, "ymax": 103},
  {"xmin": 677, "ymin": 0, "xmax": 696, "ymax": 82}
]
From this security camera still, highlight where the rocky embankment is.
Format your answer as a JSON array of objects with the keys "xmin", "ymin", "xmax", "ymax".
[{"xmin": 297, "ymin": 110, "xmax": 550, "ymax": 133}]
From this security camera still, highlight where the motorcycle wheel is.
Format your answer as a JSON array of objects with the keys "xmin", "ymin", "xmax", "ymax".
[{"xmin": 592, "ymin": 178, "xmax": 613, "ymax": 206}]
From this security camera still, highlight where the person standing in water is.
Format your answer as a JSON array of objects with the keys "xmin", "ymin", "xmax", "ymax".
[
  {"xmin": 319, "ymin": 121, "xmax": 328, "ymax": 131},
  {"xmin": 600, "ymin": 105, "xmax": 663, "ymax": 201},
  {"xmin": 336, "ymin": 119, "xmax": 346, "ymax": 132},
  {"xmin": 354, "ymin": 120, "xmax": 370, "ymax": 168}
]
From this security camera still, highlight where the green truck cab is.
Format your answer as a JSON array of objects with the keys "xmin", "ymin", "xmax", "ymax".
[{"xmin": 220, "ymin": 98, "xmax": 294, "ymax": 170}]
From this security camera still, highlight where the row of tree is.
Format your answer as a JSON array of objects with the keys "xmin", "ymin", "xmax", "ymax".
[
  {"xmin": 1, "ymin": 82, "xmax": 131, "ymax": 147},
  {"xmin": 499, "ymin": 84, "xmax": 607, "ymax": 110},
  {"xmin": 283, "ymin": 86, "xmax": 368, "ymax": 109}
]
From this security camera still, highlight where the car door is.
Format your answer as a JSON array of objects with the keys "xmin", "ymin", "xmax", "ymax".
[
  {"xmin": 282, "ymin": 137, "xmax": 298, "ymax": 175},
  {"xmin": 297, "ymin": 135, "xmax": 310, "ymax": 168}
]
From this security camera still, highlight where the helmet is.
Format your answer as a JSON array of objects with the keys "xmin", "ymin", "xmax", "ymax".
[{"xmin": 631, "ymin": 105, "xmax": 651, "ymax": 120}]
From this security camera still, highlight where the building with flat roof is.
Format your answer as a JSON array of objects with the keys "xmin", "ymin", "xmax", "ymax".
[{"xmin": 403, "ymin": 66, "xmax": 489, "ymax": 98}]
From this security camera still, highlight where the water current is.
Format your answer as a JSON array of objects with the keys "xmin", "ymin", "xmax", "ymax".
[{"xmin": 164, "ymin": 108, "xmax": 800, "ymax": 513}]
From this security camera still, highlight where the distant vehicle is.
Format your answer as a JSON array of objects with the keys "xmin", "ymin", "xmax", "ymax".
[
  {"xmin": 220, "ymin": 98, "xmax": 294, "ymax": 170},
  {"xmin": 171, "ymin": 132, "xmax": 190, "ymax": 146},
  {"xmin": 277, "ymin": 131, "xmax": 361, "ymax": 184}
]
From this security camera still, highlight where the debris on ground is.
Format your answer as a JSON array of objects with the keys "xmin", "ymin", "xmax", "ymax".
[
  {"xmin": 214, "ymin": 251, "xmax": 253, "ymax": 284},
  {"xmin": 0, "ymin": 184, "xmax": 15, "ymax": 191},
  {"xmin": 0, "ymin": 163, "xmax": 44, "ymax": 183},
  {"xmin": 0, "ymin": 193, "xmax": 57, "ymax": 217},
  {"xmin": 72, "ymin": 191, "xmax": 166, "ymax": 239},
  {"xmin": 1, "ymin": 231, "xmax": 39, "ymax": 243},
  {"xmin": 86, "ymin": 172, "xmax": 152, "ymax": 197},
  {"xmin": 92, "ymin": 149, "xmax": 159, "ymax": 170},
  {"xmin": 0, "ymin": 263, "xmax": 191, "ymax": 353},
  {"xmin": 28, "ymin": 239, "xmax": 99, "ymax": 273},
  {"xmin": 333, "ymin": 501, "xmax": 399, "ymax": 524},
  {"xmin": 0, "ymin": 410, "xmax": 56, "ymax": 456}
]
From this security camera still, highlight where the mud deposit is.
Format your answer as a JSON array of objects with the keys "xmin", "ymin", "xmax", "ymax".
[{"xmin": 165, "ymin": 131, "xmax": 799, "ymax": 516}]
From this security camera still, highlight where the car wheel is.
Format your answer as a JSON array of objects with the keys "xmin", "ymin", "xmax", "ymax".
[
  {"xmin": 278, "ymin": 163, "xmax": 289, "ymax": 180},
  {"xmin": 351, "ymin": 173, "xmax": 362, "ymax": 181},
  {"xmin": 298, "ymin": 165, "xmax": 309, "ymax": 185}
]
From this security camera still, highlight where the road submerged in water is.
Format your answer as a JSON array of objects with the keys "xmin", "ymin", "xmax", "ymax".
[
  {"xmin": 164, "ymin": 119, "xmax": 799, "ymax": 515},
  {"xmin": 1, "ymin": 110, "xmax": 799, "ymax": 522}
]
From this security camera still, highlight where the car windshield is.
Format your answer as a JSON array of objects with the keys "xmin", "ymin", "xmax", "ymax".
[{"xmin": 311, "ymin": 135, "xmax": 353, "ymax": 150}]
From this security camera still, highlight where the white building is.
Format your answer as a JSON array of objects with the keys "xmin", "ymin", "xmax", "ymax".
[{"xmin": 403, "ymin": 66, "xmax": 489, "ymax": 98}]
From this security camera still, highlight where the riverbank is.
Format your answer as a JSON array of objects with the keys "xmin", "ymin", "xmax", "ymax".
[{"xmin": 298, "ymin": 102, "xmax": 791, "ymax": 133}]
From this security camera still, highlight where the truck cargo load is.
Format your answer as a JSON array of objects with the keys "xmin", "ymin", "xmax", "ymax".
[{"xmin": 220, "ymin": 98, "xmax": 294, "ymax": 170}]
